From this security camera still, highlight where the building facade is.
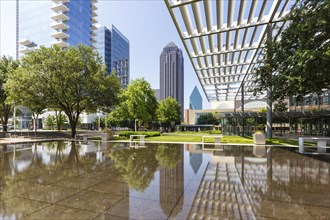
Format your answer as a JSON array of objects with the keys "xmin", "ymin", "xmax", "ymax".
[
  {"xmin": 111, "ymin": 25, "xmax": 129, "ymax": 88},
  {"xmin": 153, "ymin": 89, "xmax": 160, "ymax": 102},
  {"xmin": 189, "ymin": 86, "xmax": 202, "ymax": 110},
  {"xmin": 289, "ymin": 91, "xmax": 330, "ymax": 112},
  {"xmin": 94, "ymin": 26, "xmax": 111, "ymax": 73},
  {"xmin": 94, "ymin": 25, "xmax": 129, "ymax": 88},
  {"xmin": 160, "ymin": 42, "xmax": 184, "ymax": 119},
  {"xmin": 17, "ymin": 0, "xmax": 98, "ymax": 129},
  {"xmin": 18, "ymin": 0, "xmax": 97, "ymax": 55}
]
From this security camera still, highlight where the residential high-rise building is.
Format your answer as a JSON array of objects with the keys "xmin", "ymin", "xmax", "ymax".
[
  {"xmin": 189, "ymin": 86, "xmax": 202, "ymax": 110},
  {"xmin": 16, "ymin": 0, "xmax": 98, "ymax": 129},
  {"xmin": 94, "ymin": 25, "xmax": 129, "ymax": 88},
  {"xmin": 18, "ymin": 0, "xmax": 97, "ymax": 56},
  {"xmin": 160, "ymin": 42, "xmax": 184, "ymax": 119}
]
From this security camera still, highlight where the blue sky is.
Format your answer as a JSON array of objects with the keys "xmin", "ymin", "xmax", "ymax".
[{"xmin": 0, "ymin": 0, "xmax": 210, "ymax": 109}]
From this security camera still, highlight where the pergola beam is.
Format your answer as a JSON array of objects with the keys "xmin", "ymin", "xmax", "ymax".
[
  {"xmin": 165, "ymin": 0, "xmax": 295, "ymax": 101},
  {"xmin": 183, "ymin": 19, "xmax": 285, "ymax": 40}
]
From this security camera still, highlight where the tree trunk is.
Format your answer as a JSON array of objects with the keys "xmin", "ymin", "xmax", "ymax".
[
  {"xmin": 70, "ymin": 119, "xmax": 77, "ymax": 138},
  {"xmin": 32, "ymin": 113, "xmax": 39, "ymax": 137},
  {"xmin": 55, "ymin": 110, "xmax": 62, "ymax": 131},
  {"xmin": 1, "ymin": 120, "xmax": 8, "ymax": 132},
  {"xmin": 69, "ymin": 115, "xmax": 80, "ymax": 138},
  {"xmin": 1, "ymin": 104, "xmax": 12, "ymax": 132},
  {"xmin": 65, "ymin": 110, "xmax": 81, "ymax": 138}
]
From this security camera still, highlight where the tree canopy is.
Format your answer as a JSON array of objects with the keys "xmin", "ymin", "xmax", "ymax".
[
  {"xmin": 197, "ymin": 113, "xmax": 220, "ymax": 125},
  {"xmin": 156, "ymin": 96, "xmax": 181, "ymax": 130},
  {"xmin": 253, "ymin": 0, "xmax": 330, "ymax": 101},
  {"xmin": 0, "ymin": 56, "xmax": 20, "ymax": 131},
  {"xmin": 108, "ymin": 78, "xmax": 158, "ymax": 128},
  {"xmin": 5, "ymin": 45, "xmax": 121, "ymax": 137}
]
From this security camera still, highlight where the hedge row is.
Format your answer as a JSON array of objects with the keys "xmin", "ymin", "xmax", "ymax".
[{"xmin": 118, "ymin": 131, "xmax": 161, "ymax": 138}]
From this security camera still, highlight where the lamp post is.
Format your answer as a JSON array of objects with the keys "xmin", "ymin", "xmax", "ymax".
[
  {"xmin": 135, "ymin": 119, "xmax": 138, "ymax": 132},
  {"xmin": 13, "ymin": 106, "xmax": 16, "ymax": 135}
]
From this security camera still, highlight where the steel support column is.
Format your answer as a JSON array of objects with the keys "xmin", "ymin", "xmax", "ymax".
[
  {"xmin": 266, "ymin": 24, "xmax": 272, "ymax": 138},
  {"xmin": 241, "ymin": 82, "xmax": 245, "ymax": 136},
  {"xmin": 267, "ymin": 147, "xmax": 273, "ymax": 188}
]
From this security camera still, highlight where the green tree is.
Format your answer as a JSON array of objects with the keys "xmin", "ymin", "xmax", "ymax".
[
  {"xmin": 44, "ymin": 113, "xmax": 67, "ymax": 130},
  {"xmin": 273, "ymin": 100, "xmax": 289, "ymax": 132},
  {"xmin": 253, "ymin": 0, "xmax": 330, "ymax": 101},
  {"xmin": 197, "ymin": 113, "xmax": 220, "ymax": 125},
  {"xmin": 274, "ymin": 100, "xmax": 288, "ymax": 112},
  {"xmin": 109, "ymin": 78, "xmax": 158, "ymax": 129},
  {"xmin": 6, "ymin": 45, "xmax": 121, "ymax": 137},
  {"xmin": 0, "ymin": 56, "xmax": 20, "ymax": 132},
  {"xmin": 5, "ymin": 66, "xmax": 46, "ymax": 135},
  {"xmin": 45, "ymin": 115, "xmax": 56, "ymax": 130},
  {"xmin": 157, "ymin": 97, "xmax": 181, "ymax": 131},
  {"xmin": 53, "ymin": 109, "xmax": 67, "ymax": 131}
]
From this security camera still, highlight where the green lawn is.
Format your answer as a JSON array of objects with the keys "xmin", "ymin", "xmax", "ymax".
[
  {"xmin": 146, "ymin": 135, "xmax": 204, "ymax": 142},
  {"xmin": 145, "ymin": 134, "xmax": 311, "ymax": 146},
  {"xmin": 146, "ymin": 135, "xmax": 253, "ymax": 144},
  {"xmin": 90, "ymin": 132, "xmax": 315, "ymax": 146}
]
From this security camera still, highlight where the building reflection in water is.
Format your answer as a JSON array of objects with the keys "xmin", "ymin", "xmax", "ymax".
[
  {"xmin": 159, "ymin": 145, "xmax": 184, "ymax": 217},
  {"xmin": 183, "ymin": 144, "xmax": 330, "ymax": 219},
  {"xmin": 1, "ymin": 142, "xmax": 329, "ymax": 219}
]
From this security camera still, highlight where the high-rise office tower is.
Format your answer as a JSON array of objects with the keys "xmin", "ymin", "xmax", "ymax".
[
  {"xmin": 18, "ymin": 0, "xmax": 97, "ymax": 56},
  {"xmin": 189, "ymin": 86, "xmax": 202, "ymax": 110},
  {"xmin": 94, "ymin": 25, "xmax": 130, "ymax": 88},
  {"xmin": 94, "ymin": 26, "xmax": 111, "ymax": 73},
  {"xmin": 153, "ymin": 89, "xmax": 160, "ymax": 102},
  {"xmin": 160, "ymin": 42, "xmax": 184, "ymax": 119}
]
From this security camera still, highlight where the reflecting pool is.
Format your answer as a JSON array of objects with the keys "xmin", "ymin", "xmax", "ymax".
[{"xmin": 0, "ymin": 141, "xmax": 329, "ymax": 219}]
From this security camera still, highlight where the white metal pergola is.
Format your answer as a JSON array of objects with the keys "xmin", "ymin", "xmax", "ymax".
[{"xmin": 165, "ymin": 0, "xmax": 296, "ymax": 102}]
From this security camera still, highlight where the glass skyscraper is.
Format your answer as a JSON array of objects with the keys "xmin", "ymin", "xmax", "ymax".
[
  {"xmin": 160, "ymin": 42, "xmax": 184, "ymax": 119},
  {"xmin": 94, "ymin": 25, "xmax": 130, "ymax": 88},
  {"xmin": 189, "ymin": 86, "xmax": 202, "ymax": 110},
  {"xmin": 18, "ymin": 0, "xmax": 97, "ymax": 55},
  {"xmin": 94, "ymin": 26, "xmax": 111, "ymax": 73}
]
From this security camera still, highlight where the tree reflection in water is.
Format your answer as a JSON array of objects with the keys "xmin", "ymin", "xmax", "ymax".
[
  {"xmin": 0, "ymin": 141, "xmax": 185, "ymax": 218},
  {"xmin": 109, "ymin": 144, "xmax": 183, "ymax": 191},
  {"xmin": 0, "ymin": 141, "xmax": 107, "ymax": 218},
  {"xmin": 156, "ymin": 144, "xmax": 182, "ymax": 169},
  {"xmin": 110, "ymin": 145, "xmax": 159, "ymax": 191}
]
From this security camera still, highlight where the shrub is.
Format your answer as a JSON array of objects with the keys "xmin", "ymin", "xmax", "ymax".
[
  {"xmin": 102, "ymin": 127, "xmax": 113, "ymax": 133},
  {"xmin": 118, "ymin": 131, "xmax": 160, "ymax": 138}
]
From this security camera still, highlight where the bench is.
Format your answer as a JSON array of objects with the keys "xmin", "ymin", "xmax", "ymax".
[
  {"xmin": 202, "ymin": 135, "xmax": 222, "ymax": 145},
  {"xmin": 298, "ymin": 137, "xmax": 330, "ymax": 153},
  {"xmin": 129, "ymin": 135, "xmax": 146, "ymax": 148},
  {"xmin": 130, "ymin": 135, "xmax": 146, "ymax": 142}
]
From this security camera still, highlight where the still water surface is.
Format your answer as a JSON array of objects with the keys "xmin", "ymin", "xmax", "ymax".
[{"xmin": 0, "ymin": 141, "xmax": 329, "ymax": 219}]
